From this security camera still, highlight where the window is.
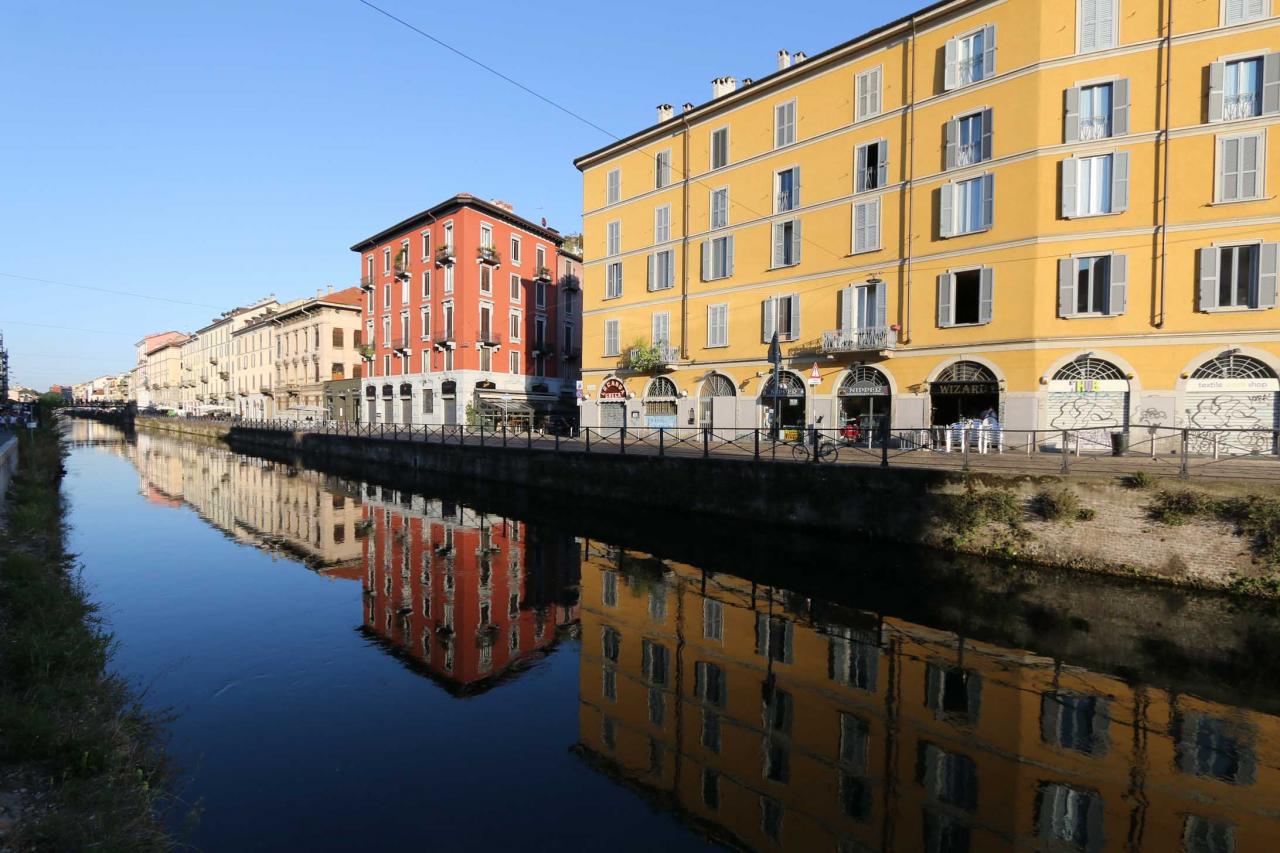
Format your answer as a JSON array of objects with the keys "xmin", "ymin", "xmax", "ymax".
[
  {"xmin": 401, "ymin": 277, "xmax": 410, "ymax": 305},
  {"xmin": 1223, "ymin": 0, "xmax": 1272, "ymax": 26},
  {"xmin": 509, "ymin": 309, "xmax": 521, "ymax": 341},
  {"xmin": 940, "ymin": 173, "xmax": 994, "ymax": 236},
  {"xmin": 707, "ymin": 303, "xmax": 728, "ymax": 348},
  {"xmin": 421, "ymin": 270, "xmax": 431, "ymax": 299},
  {"xmin": 604, "ymin": 320, "xmax": 620, "ymax": 356},
  {"xmin": 1212, "ymin": 56, "xmax": 1271, "ymax": 122},
  {"xmin": 1200, "ymin": 243, "xmax": 1278, "ymax": 310},
  {"xmin": 332, "ymin": 328, "xmax": 344, "ymax": 347},
  {"xmin": 510, "ymin": 236, "xmax": 521, "ymax": 265},
  {"xmin": 703, "ymin": 599, "xmax": 724, "ymax": 639},
  {"xmin": 1183, "ymin": 815, "xmax": 1236, "ymax": 853},
  {"xmin": 479, "ymin": 264, "xmax": 492, "ymax": 294},
  {"xmin": 775, "ymin": 167, "xmax": 800, "ymax": 212},
  {"xmin": 1066, "ymin": 81, "xmax": 1129, "ymax": 142},
  {"xmin": 762, "ymin": 294, "xmax": 800, "ymax": 342},
  {"xmin": 947, "ymin": 109, "xmax": 993, "ymax": 168},
  {"xmin": 937, "ymin": 268, "xmax": 994, "ymax": 326},
  {"xmin": 701, "ymin": 235, "xmax": 734, "ymax": 280},
  {"xmin": 945, "ymin": 25, "xmax": 996, "ymax": 90},
  {"xmin": 444, "ymin": 264, "xmax": 454, "ymax": 293},
  {"xmin": 509, "ymin": 350, "xmax": 520, "ymax": 373},
  {"xmin": 383, "ymin": 354, "xmax": 390, "ymax": 376},
  {"xmin": 606, "ymin": 221, "xmax": 620, "ymax": 256},
  {"xmin": 420, "ymin": 306, "xmax": 431, "ymax": 340},
  {"xmin": 1059, "ymin": 254, "xmax": 1127, "ymax": 316},
  {"xmin": 606, "ymin": 262, "xmax": 623, "ymax": 298},
  {"xmin": 710, "ymin": 188, "xmax": 729, "ymax": 229},
  {"xmin": 855, "ymin": 140, "xmax": 887, "ymax": 191},
  {"xmin": 856, "ymin": 66, "xmax": 882, "ymax": 120},
  {"xmin": 510, "ymin": 273, "xmax": 521, "ymax": 302},
  {"xmin": 702, "ymin": 770, "xmax": 720, "ymax": 810},
  {"xmin": 772, "ymin": 219, "xmax": 801, "ymax": 267},
  {"xmin": 383, "ymin": 247, "xmax": 391, "ymax": 274},
  {"xmin": 382, "ymin": 315, "xmax": 391, "ymax": 344},
  {"xmin": 602, "ymin": 570, "xmax": 618, "ymax": 606},
  {"xmin": 852, "ymin": 199, "xmax": 881, "ymax": 254},
  {"xmin": 606, "ymin": 168, "xmax": 621, "ymax": 204},
  {"xmin": 654, "ymin": 205, "xmax": 671, "ymax": 243},
  {"xmin": 655, "ymin": 149, "xmax": 671, "ymax": 188},
  {"xmin": 1217, "ymin": 132, "xmax": 1265, "ymax": 202},
  {"xmin": 648, "ymin": 250, "xmax": 675, "ymax": 290},
  {"xmin": 1078, "ymin": 0, "xmax": 1117, "ymax": 52},
  {"xmin": 917, "ymin": 743, "xmax": 978, "ymax": 812},
  {"xmin": 536, "ymin": 281, "xmax": 546, "ymax": 308},
  {"xmin": 774, "ymin": 99, "xmax": 796, "ymax": 147},
  {"xmin": 534, "ymin": 316, "xmax": 546, "ymax": 350},
  {"xmin": 383, "ymin": 283, "xmax": 391, "ymax": 307},
  {"xmin": 421, "ymin": 230, "xmax": 431, "ymax": 259},
  {"xmin": 442, "ymin": 221, "xmax": 453, "ymax": 251},
  {"xmin": 650, "ymin": 312, "xmax": 671, "ymax": 349},
  {"xmin": 839, "ymin": 281, "xmax": 886, "ymax": 332},
  {"xmin": 710, "ymin": 126, "xmax": 729, "ymax": 170},
  {"xmin": 1062, "ymin": 152, "xmax": 1128, "ymax": 217}
]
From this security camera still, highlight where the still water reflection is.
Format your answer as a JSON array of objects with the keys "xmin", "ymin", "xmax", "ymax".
[{"xmin": 65, "ymin": 421, "xmax": 1280, "ymax": 851}]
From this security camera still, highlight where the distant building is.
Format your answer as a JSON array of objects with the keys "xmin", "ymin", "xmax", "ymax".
[
  {"xmin": 180, "ymin": 298, "xmax": 279, "ymax": 416},
  {"xmin": 269, "ymin": 288, "xmax": 363, "ymax": 421},
  {"xmin": 325, "ymin": 379, "xmax": 361, "ymax": 423},
  {"xmin": 133, "ymin": 332, "xmax": 189, "ymax": 409}
]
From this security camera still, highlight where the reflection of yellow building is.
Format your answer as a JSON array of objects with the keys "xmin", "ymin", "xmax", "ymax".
[
  {"xmin": 576, "ymin": 549, "xmax": 1280, "ymax": 851},
  {"xmin": 575, "ymin": 0, "xmax": 1280, "ymax": 440}
]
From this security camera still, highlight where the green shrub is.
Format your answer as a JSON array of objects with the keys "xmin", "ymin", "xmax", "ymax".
[
  {"xmin": 1148, "ymin": 489, "xmax": 1210, "ymax": 525},
  {"xmin": 1076, "ymin": 507, "xmax": 1097, "ymax": 521},
  {"xmin": 1122, "ymin": 470, "xmax": 1155, "ymax": 489},
  {"xmin": 1033, "ymin": 487, "xmax": 1082, "ymax": 522},
  {"xmin": 947, "ymin": 483, "xmax": 1024, "ymax": 541}
]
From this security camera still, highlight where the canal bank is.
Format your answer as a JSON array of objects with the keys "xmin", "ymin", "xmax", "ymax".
[{"xmin": 130, "ymin": 415, "xmax": 1280, "ymax": 597}]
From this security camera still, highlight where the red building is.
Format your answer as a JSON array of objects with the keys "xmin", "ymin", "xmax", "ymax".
[
  {"xmin": 351, "ymin": 194, "xmax": 581, "ymax": 427},
  {"xmin": 360, "ymin": 487, "xmax": 580, "ymax": 695}
]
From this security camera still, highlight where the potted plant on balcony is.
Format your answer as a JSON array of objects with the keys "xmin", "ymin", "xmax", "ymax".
[
  {"xmin": 625, "ymin": 339, "xmax": 665, "ymax": 373},
  {"xmin": 534, "ymin": 265, "xmax": 552, "ymax": 281},
  {"xmin": 358, "ymin": 344, "xmax": 375, "ymax": 361},
  {"xmin": 435, "ymin": 245, "xmax": 455, "ymax": 265},
  {"xmin": 394, "ymin": 246, "xmax": 410, "ymax": 278},
  {"xmin": 476, "ymin": 246, "xmax": 501, "ymax": 265}
]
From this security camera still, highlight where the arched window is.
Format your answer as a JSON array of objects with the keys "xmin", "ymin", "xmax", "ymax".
[
  {"xmin": 761, "ymin": 372, "xmax": 805, "ymax": 398},
  {"xmin": 1053, "ymin": 357, "xmax": 1126, "ymax": 382},
  {"xmin": 935, "ymin": 361, "xmax": 996, "ymax": 384},
  {"xmin": 838, "ymin": 366, "xmax": 890, "ymax": 396},
  {"xmin": 644, "ymin": 376, "xmax": 679, "ymax": 399},
  {"xmin": 644, "ymin": 376, "xmax": 678, "ymax": 419},
  {"xmin": 700, "ymin": 374, "xmax": 736, "ymax": 397},
  {"xmin": 1191, "ymin": 354, "xmax": 1276, "ymax": 380}
]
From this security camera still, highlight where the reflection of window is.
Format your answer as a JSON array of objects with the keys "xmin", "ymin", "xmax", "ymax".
[
  {"xmin": 830, "ymin": 635, "xmax": 879, "ymax": 690},
  {"xmin": 648, "ymin": 738, "xmax": 663, "ymax": 776},
  {"xmin": 917, "ymin": 742, "xmax": 978, "ymax": 812},
  {"xmin": 602, "ymin": 570, "xmax": 618, "ymax": 606},
  {"xmin": 648, "ymin": 587, "xmax": 667, "ymax": 622},
  {"xmin": 703, "ymin": 600, "xmax": 723, "ymax": 640},
  {"xmin": 841, "ymin": 774, "xmax": 871, "ymax": 821},
  {"xmin": 1041, "ymin": 691, "xmax": 1108, "ymax": 754},
  {"xmin": 761, "ymin": 797, "xmax": 783, "ymax": 842},
  {"xmin": 642, "ymin": 640, "xmax": 669, "ymax": 685},
  {"xmin": 694, "ymin": 661, "xmax": 726, "ymax": 707},
  {"xmin": 1183, "ymin": 815, "xmax": 1235, "ymax": 853},
  {"xmin": 755, "ymin": 614, "xmax": 794, "ymax": 663},
  {"xmin": 601, "ymin": 716, "xmax": 616, "ymax": 749},
  {"xmin": 925, "ymin": 663, "xmax": 981, "ymax": 724},
  {"xmin": 702, "ymin": 770, "xmax": 720, "ymax": 810},
  {"xmin": 1175, "ymin": 713, "xmax": 1256, "ymax": 784},
  {"xmin": 1036, "ymin": 782, "xmax": 1103, "ymax": 852},
  {"xmin": 701, "ymin": 710, "xmax": 720, "ymax": 752},
  {"xmin": 647, "ymin": 686, "xmax": 665, "ymax": 727},
  {"xmin": 839, "ymin": 713, "xmax": 870, "ymax": 770},
  {"xmin": 763, "ymin": 740, "xmax": 790, "ymax": 783},
  {"xmin": 601, "ymin": 626, "xmax": 620, "ymax": 662},
  {"xmin": 764, "ymin": 685, "xmax": 793, "ymax": 733},
  {"xmin": 923, "ymin": 808, "xmax": 971, "ymax": 853}
]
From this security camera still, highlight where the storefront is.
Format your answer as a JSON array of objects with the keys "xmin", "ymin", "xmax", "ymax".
[
  {"xmin": 643, "ymin": 377, "xmax": 678, "ymax": 428},
  {"xmin": 761, "ymin": 372, "xmax": 806, "ymax": 435},
  {"xmin": 1045, "ymin": 357, "xmax": 1129, "ymax": 450},
  {"xmin": 698, "ymin": 373, "xmax": 736, "ymax": 428},
  {"xmin": 381, "ymin": 383, "xmax": 394, "ymax": 423},
  {"xmin": 837, "ymin": 366, "xmax": 891, "ymax": 440},
  {"xmin": 399, "ymin": 383, "xmax": 413, "ymax": 424},
  {"xmin": 1184, "ymin": 354, "xmax": 1279, "ymax": 454},
  {"xmin": 440, "ymin": 380, "xmax": 458, "ymax": 425},
  {"xmin": 365, "ymin": 385, "xmax": 377, "ymax": 423},
  {"xmin": 930, "ymin": 361, "xmax": 1000, "ymax": 426},
  {"xmin": 598, "ymin": 377, "xmax": 627, "ymax": 429}
]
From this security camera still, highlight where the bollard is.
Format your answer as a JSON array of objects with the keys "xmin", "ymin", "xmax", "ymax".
[
  {"xmin": 754, "ymin": 429, "xmax": 760, "ymax": 461},
  {"xmin": 1180, "ymin": 428, "xmax": 1190, "ymax": 479},
  {"xmin": 585, "ymin": 428, "xmax": 591, "ymax": 452},
  {"xmin": 480, "ymin": 423, "xmax": 485, "ymax": 447},
  {"xmin": 881, "ymin": 432, "xmax": 889, "ymax": 468},
  {"xmin": 703, "ymin": 427, "xmax": 710, "ymax": 459},
  {"xmin": 527, "ymin": 426, "xmax": 532, "ymax": 450},
  {"xmin": 963, "ymin": 428, "xmax": 971, "ymax": 471},
  {"xmin": 502, "ymin": 420, "xmax": 508, "ymax": 448},
  {"xmin": 1060, "ymin": 430, "xmax": 1069, "ymax": 474},
  {"xmin": 620, "ymin": 424, "xmax": 627, "ymax": 454},
  {"xmin": 555, "ymin": 431, "xmax": 560, "ymax": 452},
  {"xmin": 659, "ymin": 428, "xmax": 665, "ymax": 457}
]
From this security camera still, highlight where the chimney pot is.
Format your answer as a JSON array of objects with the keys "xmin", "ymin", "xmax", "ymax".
[
  {"xmin": 656, "ymin": 103, "xmax": 673, "ymax": 122},
  {"xmin": 777, "ymin": 49, "xmax": 791, "ymax": 70},
  {"xmin": 793, "ymin": 51, "xmax": 807, "ymax": 63},
  {"xmin": 682, "ymin": 102, "xmax": 694, "ymax": 112}
]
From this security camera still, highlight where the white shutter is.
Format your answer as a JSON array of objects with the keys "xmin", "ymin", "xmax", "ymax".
[
  {"xmin": 1260, "ymin": 243, "xmax": 1279, "ymax": 309},
  {"xmin": 939, "ymin": 183, "xmax": 955, "ymax": 238},
  {"xmin": 1064, "ymin": 87, "xmax": 1081, "ymax": 143},
  {"xmin": 1241, "ymin": 134, "xmax": 1260, "ymax": 199},
  {"xmin": 791, "ymin": 219, "xmax": 802, "ymax": 265},
  {"xmin": 701, "ymin": 240, "xmax": 712, "ymax": 281},
  {"xmin": 869, "ymin": 68, "xmax": 881, "ymax": 116},
  {"xmin": 1264, "ymin": 54, "xmax": 1280, "ymax": 116},
  {"xmin": 788, "ymin": 293, "xmax": 801, "ymax": 341},
  {"xmin": 1111, "ymin": 78, "xmax": 1130, "ymax": 135},
  {"xmin": 856, "ymin": 144, "xmax": 868, "ymax": 193},
  {"xmin": 1061, "ymin": 158, "xmax": 1079, "ymax": 218},
  {"xmin": 937, "ymin": 274, "xmax": 954, "ymax": 327},
  {"xmin": 1080, "ymin": 0, "xmax": 1098, "ymax": 52},
  {"xmin": 944, "ymin": 37, "xmax": 958, "ymax": 91},
  {"xmin": 762, "ymin": 297, "xmax": 777, "ymax": 342},
  {"xmin": 647, "ymin": 253, "xmax": 656, "ymax": 291},
  {"xmin": 1220, "ymin": 136, "xmax": 1240, "ymax": 202},
  {"xmin": 945, "ymin": 118, "xmax": 960, "ymax": 169},
  {"xmin": 1199, "ymin": 247, "xmax": 1220, "ymax": 311},
  {"xmin": 1058, "ymin": 258, "xmax": 1075, "ymax": 318},
  {"xmin": 982, "ymin": 25, "xmax": 997, "ymax": 78},
  {"xmin": 725, "ymin": 235, "xmax": 734, "ymax": 277},
  {"xmin": 875, "ymin": 279, "xmax": 888, "ymax": 329},
  {"xmin": 1111, "ymin": 151, "xmax": 1129, "ymax": 212},
  {"xmin": 1108, "ymin": 253, "xmax": 1128, "ymax": 316},
  {"xmin": 866, "ymin": 198, "xmax": 881, "ymax": 251},
  {"xmin": 877, "ymin": 141, "xmax": 888, "ymax": 187},
  {"xmin": 978, "ymin": 268, "xmax": 995, "ymax": 324},
  {"xmin": 981, "ymin": 173, "xmax": 994, "ymax": 230},
  {"xmin": 772, "ymin": 222, "xmax": 785, "ymax": 267},
  {"xmin": 839, "ymin": 286, "xmax": 855, "ymax": 332},
  {"xmin": 980, "ymin": 108, "xmax": 993, "ymax": 161},
  {"xmin": 853, "ymin": 202, "xmax": 867, "ymax": 253},
  {"xmin": 1225, "ymin": 0, "xmax": 1246, "ymax": 24},
  {"xmin": 1097, "ymin": 0, "xmax": 1116, "ymax": 49},
  {"xmin": 1209, "ymin": 62, "xmax": 1225, "ymax": 122}
]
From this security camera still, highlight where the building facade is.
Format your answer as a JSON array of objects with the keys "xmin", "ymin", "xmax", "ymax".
[
  {"xmin": 143, "ymin": 339, "xmax": 186, "ymax": 411},
  {"xmin": 180, "ymin": 298, "xmax": 278, "ymax": 416},
  {"xmin": 574, "ymin": 0, "xmax": 1280, "ymax": 442},
  {"xmin": 133, "ymin": 331, "xmax": 187, "ymax": 409},
  {"xmin": 268, "ymin": 288, "xmax": 363, "ymax": 421},
  {"xmin": 352, "ymin": 194, "xmax": 580, "ymax": 427}
]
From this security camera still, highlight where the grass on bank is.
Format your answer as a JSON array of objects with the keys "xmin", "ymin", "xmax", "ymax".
[
  {"xmin": 0, "ymin": 414, "xmax": 181, "ymax": 850},
  {"xmin": 1148, "ymin": 487, "xmax": 1280, "ymax": 595}
]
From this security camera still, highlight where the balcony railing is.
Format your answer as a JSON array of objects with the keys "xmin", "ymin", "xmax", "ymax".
[
  {"xmin": 559, "ymin": 274, "xmax": 580, "ymax": 291},
  {"xmin": 391, "ymin": 338, "xmax": 411, "ymax": 355},
  {"xmin": 1223, "ymin": 93, "xmax": 1259, "ymax": 122},
  {"xmin": 954, "ymin": 142, "xmax": 982, "ymax": 168},
  {"xmin": 477, "ymin": 330, "xmax": 503, "ymax": 348},
  {"xmin": 477, "ymin": 246, "xmax": 501, "ymax": 266},
  {"xmin": 1078, "ymin": 117, "xmax": 1110, "ymax": 141},
  {"xmin": 534, "ymin": 266, "xmax": 552, "ymax": 282},
  {"xmin": 435, "ymin": 246, "xmax": 456, "ymax": 266},
  {"xmin": 820, "ymin": 326, "xmax": 896, "ymax": 353},
  {"xmin": 530, "ymin": 338, "xmax": 554, "ymax": 356},
  {"xmin": 776, "ymin": 191, "xmax": 797, "ymax": 213},
  {"xmin": 434, "ymin": 329, "xmax": 457, "ymax": 347},
  {"xmin": 628, "ymin": 343, "xmax": 680, "ymax": 368},
  {"xmin": 394, "ymin": 260, "xmax": 410, "ymax": 281},
  {"xmin": 359, "ymin": 275, "xmax": 375, "ymax": 291},
  {"xmin": 952, "ymin": 56, "xmax": 984, "ymax": 87}
]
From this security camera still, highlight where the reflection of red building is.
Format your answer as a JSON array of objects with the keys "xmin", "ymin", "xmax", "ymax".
[{"xmin": 361, "ymin": 487, "xmax": 579, "ymax": 695}]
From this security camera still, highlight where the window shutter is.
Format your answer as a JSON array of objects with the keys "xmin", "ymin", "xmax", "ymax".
[
  {"xmin": 939, "ymin": 184, "xmax": 955, "ymax": 238},
  {"xmin": 725, "ymin": 235, "xmax": 734, "ymax": 277},
  {"xmin": 945, "ymin": 118, "xmax": 960, "ymax": 169},
  {"xmin": 1108, "ymin": 253, "xmax": 1128, "ymax": 316},
  {"xmin": 1208, "ymin": 62, "xmax": 1225, "ymax": 122},
  {"xmin": 1061, "ymin": 158, "xmax": 1078, "ymax": 218},
  {"xmin": 870, "ymin": 68, "xmax": 881, "ymax": 115},
  {"xmin": 1264, "ymin": 54, "xmax": 1280, "ymax": 116},
  {"xmin": 788, "ymin": 293, "xmax": 801, "ymax": 341},
  {"xmin": 1242, "ymin": 134, "xmax": 1260, "ymax": 199},
  {"xmin": 1058, "ymin": 258, "xmax": 1075, "ymax": 318},
  {"xmin": 979, "ymin": 268, "xmax": 995, "ymax": 324},
  {"xmin": 1260, "ymin": 243, "xmax": 1279, "ymax": 309},
  {"xmin": 706, "ymin": 305, "xmax": 714, "ymax": 345},
  {"xmin": 855, "ymin": 146, "xmax": 867, "ymax": 193},
  {"xmin": 774, "ymin": 104, "xmax": 784, "ymax": 148},
  {"xmin": 937, "ymin": 274, "xmax": 953, "ymax": 327},
  {"xmin": 981, "ymin": 173, "xmax": 995, "ymax": 230},
  {"xmin": 1111, "ymin": 78, "xmax": 1130, "ymax": 135},
  {"xmin": 1226, "ymin": 0, "xmax": 1245, "ymax": 23},
  {"xmin": 875, "ymin": 279, "xmax": 888, "ymax": 329},
  {"xmin": 701, "ymin": 240, "xmax": 712, "ymax": 281},
  {"xmin": 1221, "ymin": 136, "xmax": 1240, "ymax": 201},
  {"xmin": 982, "ymin": 25, "xmax": 997, "ymax": 78},
  {"xmin": 856, "ymin": 73, "xmax": 868, "ymax": 119},
  {"xmin": 839, "ymin": 286, "xmax": 854, "ymax": 332},
  {"xmin": 762, "ymin": 297, "xmax": 777, "ymax": 342},
  {"xmin": 854, "ymin": 202, "xmax": 867, "ymax": 252},
  {"xmin": 877, "ymin": 141, "xmax": 888, "ymax": 187},
  {"xmin": 647, "ymin": 253, "xmax": 656, "ymax": 291},
  {"xmin": 1097, "ymin": 0, "xmax": 1115, "ymax": 49},
  {"xmin": 1080, "ymin": 0, "xmax": 1098, "ymax": 52},
  {"xmin": 980, "ymin": 108, "xmax": 993, "ymax": 161},
  {"xmin": 1198, "ymin": 247, "xmax": 1220, "ymax": 311},
  {"xmin": 791, "ymin": 219, "xmax": 802, "ymax": 264},
  {"xmin": 790, "ymin": 166, "xmax": 801, "ymax": 208},
  {"xmin": 772, "ymin": 222, "xmax": 785, "ymax": 267},
  {"xmin": 1111, "ymin": 151, "xmax": 1129, "ymax": 212},
  {"xmin": 867, "ymin": 198, "xmax": 881, "ymax": 251},
  {"xmin": 944, "ymin": 37, "xmax": 958, "ymax": 91},
  {"xmin": 1064, "ymin": 87, "xmax": 1081, "ymax": 143}
]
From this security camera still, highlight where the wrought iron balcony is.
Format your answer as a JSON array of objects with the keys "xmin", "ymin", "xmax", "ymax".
[
  {"xmin": 953, "ymin": 141, "xmax": 982, "ymax": 167},
  {"xmin": 534, "ymin": 266, "xmax": 552, "ymax": 282},
  {"xmin": 561, "ymin": 345, "xmax": 580, "ymax": 361},
  {"xmin": 559, "ymin": 274, "xmax": 580, "ymax": 291},
  {"xmin": 776, "ymin": 191, "xmax": 797, "ymax": 213},
  {"xmin": 434, "ymin": 329, "xmax": 457, "ymax": 348},
  {"xmin": 952, "ymin": 55, "xmax": 984, "ymax": 87},
  {"xmin": 819, "ymin": 326, "xmax": 896, "ymax": 353},
  {"xmin": 476, "ymin": 330, "xmax": 503, "ymax": 348},
  {"xmin": 391, "ymin": 338, "xmax": 411, "ymax": 355},
  {"xmin": 476, "ymin": 246, "xmax": 501, "ymax": 266},
  {"xmin": 628, "ymin": 343, "xmax": 680, "ymax": 368},
  {"xmin": 359, "ymin": 275, "xmax": 375, "ymax": 291},
  {"xmin": 435, "ymin": 246, "xmax": 456, "ymax": 266},
  {"xmin": 1223, "ymin": 93, "xmax": 1259, "ymax": 122}
]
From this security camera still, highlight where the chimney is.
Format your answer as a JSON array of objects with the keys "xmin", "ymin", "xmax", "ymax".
[
  {"xmin": 490, "ymin": 199, "xmax": 514, "ymax": 212},
  {"xmin": 742, "ymin": 78, "xmax": 753, "ymax": 86},
  {"xmin": 682, "ymin": 102, "xmax": 694, "ymax": 113},
  {"xmin": 656, "ymin": 103, "xmax": 673, "ymax": 122},
  {"xmin": 793, "ymin": 51, "xmax": 807, "ymax": 63},
  {"xmin": 711, "ymin": 76, "xmax": 738, "ymax": 98},
  {"xmin": 777, "ymin": 49, "xmax": 791, "ymax": 70}
]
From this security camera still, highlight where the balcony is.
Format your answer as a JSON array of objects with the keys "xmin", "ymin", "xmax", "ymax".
[
  {"xmin": 359, "ymin": 275, "xmax": 375, "ymax": 291},
  {"xmin": 1077, "ymin": 117, "xmax": 1111, "ymax": 141},
  {"xmin": 391, "ymin": 338, "xmax": 412, "ymax": 356},
  {"xmin": 260, "ymin": 385, "xmax": 272, "ymax": 395},
  {"xmin": 435, "ymin": 246, "xmax": 456, "ymax": 266},
  {"xmin": 209, "ymin": 356, "xmax": 218, "ymax": 365},
  {"xmin": 199, "ymin": 375, "xmax": 209, "ymax": 384},
  {"xmin": 776, "ymin": 191, "xmax": 796, "ymax": 213},
  {"xmin": 219, "ymin": 370, "xmax": 230, "ymax": 380},
  {"xmin": 1223, "ymin": 93, "xmax": 1259, "ymax": 122},
  {"xmin": 394, "ymin": 260, "xmax": 411, "ymax": 281},
  {"xmin": 434, "ymin": 329, "xmax": 457, "ymax": 349},
  {"xmin": 954, "ymin": 141, "xmax": 982, "ymax": 167},
  {"xmin": 358, "ymin": 345, "xmax": 375, "ymax": 361},
  {"xmin": 534, "ymin": 266, "xmax": 552, "ymax": 283},
  {"xmin": 627, "ymin": 342, "xmax": 680, "ymax": 371},
  {"xmin": 476, "ymin": 330, "xmax": 503, "ymax": 348},
  {"xmin": 559, "ymin": 274, "xmax": 580, "ymax": 291},
  {"xmin": 819, "ymin": 326, "xmax": 896, "ymax": 353},
  {"xmin": 476, "ymin": 246, "xmax": 501, "ymax": 266},
  {"xmin": 561, "ymin": 345, "xmax": 580, "ymax": 361},
  {"xmin": 530, "ymin": 339, "xmax": 554, "ymax": 357}
]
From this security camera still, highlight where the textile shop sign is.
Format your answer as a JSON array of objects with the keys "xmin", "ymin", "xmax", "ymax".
[
  {"xmin": 931, "ymin": 381, "xmax": 998, "ymax": 396},
  {"xmin": 1186, "ymin": 378, "xmax": 1280, "ymax": 392},
  {"xmin": 599, "ymin": 378, "xmax": 628, "ymax": 400}
]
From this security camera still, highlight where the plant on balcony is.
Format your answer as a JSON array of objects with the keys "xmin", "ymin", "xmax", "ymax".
[
  {"xmin": 476, "ymin": 246, "xmax": 501, "ymax": 265},
  {"xmin": 394, "ymin": 246, "xmax": 410, "ymax": 276},
  {"xmin": 358, "ymin": 344, "xmax": 375, "ymax": 360},
  {"xmin": 534, "ymin": 265, "xmax": 552, "ymax": 280},
  {"xmin": 624, "ymin": 339, "xmax": 666, "ymax": 373},
  {"xmin": 435, "ymin": 245, "xmax": 455, "ymax": 264}
]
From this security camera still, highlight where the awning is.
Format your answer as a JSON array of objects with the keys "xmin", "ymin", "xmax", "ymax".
[{"xmin": 477, "ymin": 398, "xmax": 534, "ymax": 416}]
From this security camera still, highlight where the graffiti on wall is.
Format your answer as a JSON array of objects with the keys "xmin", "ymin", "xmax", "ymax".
[{"xmin": 1186, "ymin": 394, "xmax": 1277, "ymax": 454}]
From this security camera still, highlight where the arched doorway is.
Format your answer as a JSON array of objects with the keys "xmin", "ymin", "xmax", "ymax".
[
  {"xmin": 838, "ymin": 366, "xmax": 891, "ymax": 442},
  {"xmin": 643, "ymin": 377, "xmax": 679, "ymax": 428},
  {"xmin": 761, "ymin": 372, "xmax": 806, "ymax": 436},
  {"xmin": 1186, "ymin": 353, "xmax": 1279, "ymax": 454},
  {"xmin": 698, "ymin": 373, "xmax": 736, "ymax": 428},
  {"xmin": 598, "ymin": 377, "xmax": 627, "ymax": 429},
  {"xmin": 1047, "ymin": 356, "xmax": 1129, "ymax": 450},
  {"xmin": 930, "ymin": 361, "xmax": 999, "ymax": 426}
]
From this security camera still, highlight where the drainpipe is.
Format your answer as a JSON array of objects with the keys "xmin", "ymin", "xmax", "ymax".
[
  {"xmin": 679, "ymin": 115, "xmax": 692, "ymax": 359},
  {"xmin": 902, "ymin": 15, "xmax": 918, "ymax": 345},
  {"xmin": 1157, "ymin": 0, "xmax": 1173, "ymax": 328}
]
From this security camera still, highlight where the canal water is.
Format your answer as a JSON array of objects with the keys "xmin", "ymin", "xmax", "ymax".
[{"xmin": 63, "ymin": 420, "xmax": 1280, "ymax": 851}]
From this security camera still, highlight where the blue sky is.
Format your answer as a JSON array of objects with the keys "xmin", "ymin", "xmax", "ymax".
[{"xmin": 0, "ymin": 0, "xmax": 919, "ymax": 389}]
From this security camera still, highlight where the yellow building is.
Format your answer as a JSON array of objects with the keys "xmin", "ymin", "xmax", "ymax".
[
  {"xmin": 574, "ymin": 0, "xmax": 1280, "ymax": 441},
  {"xmin": 576, "ymin": 548, "xmax": 1280, "ymax": 850}
]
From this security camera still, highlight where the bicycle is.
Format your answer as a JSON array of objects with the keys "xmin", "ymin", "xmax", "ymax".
[{"xmin": 791, "ymin": 437, "xmax": 840, "ymax": 464}]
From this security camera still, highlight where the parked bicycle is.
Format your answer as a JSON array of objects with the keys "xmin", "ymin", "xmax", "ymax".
[{"xmin": 791, "ymin": 437, "xmax": 840, "ymax": 464}]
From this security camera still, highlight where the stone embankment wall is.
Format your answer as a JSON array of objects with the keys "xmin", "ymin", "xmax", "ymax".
[{"xmin": 131, "ymin": 417, "xmax": 1280, "ymax": 595}]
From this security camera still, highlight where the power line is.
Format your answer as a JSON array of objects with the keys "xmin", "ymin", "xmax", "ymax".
[
  {"xmin": 0, "ymin": 272, "xmax": 223, "ymax": 310},
  {"xmin": 0, "ymin": 319, "xmax": 139, "ymax": 337}
]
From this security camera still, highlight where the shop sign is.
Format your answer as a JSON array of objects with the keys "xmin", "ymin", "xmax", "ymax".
[
  {"xmin": 599, "ymin": 377, "xmax": 627, "ymax": 400},
  {"xmin": 1047, "ymin": 379, "xmax": 1129, "ymax": 393},
  {"xmin": 1186, "ymin": 378, "xmax": 1280, "ymax": 393},
  {"xmin": 932, "ymin": 381, "xmax": 999, "ymax": 395},
  {"xmin": 841, "ymin": 382, "xmax": 890, "ymax": 396}
]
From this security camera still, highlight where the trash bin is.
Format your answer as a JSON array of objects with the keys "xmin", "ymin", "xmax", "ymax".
[{"xmin": 1110, "ymin": 431, "xmax": 1128, "ymax": 456}]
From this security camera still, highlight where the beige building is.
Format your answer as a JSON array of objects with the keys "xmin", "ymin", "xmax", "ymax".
[
  {"xmin": 233, "ymin": 314, "xmax": 279, "ymax": 419},
  {"xmin": 179, "ymin": 298, "xmax": 279, "ymax": 415},
  {"xmin": 271, "ymin": 288, "xmax": 364, "ymax": 421},
  {"xmin": 143, "ymin": 340, "xmax": 185, "ymax": 411}
]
